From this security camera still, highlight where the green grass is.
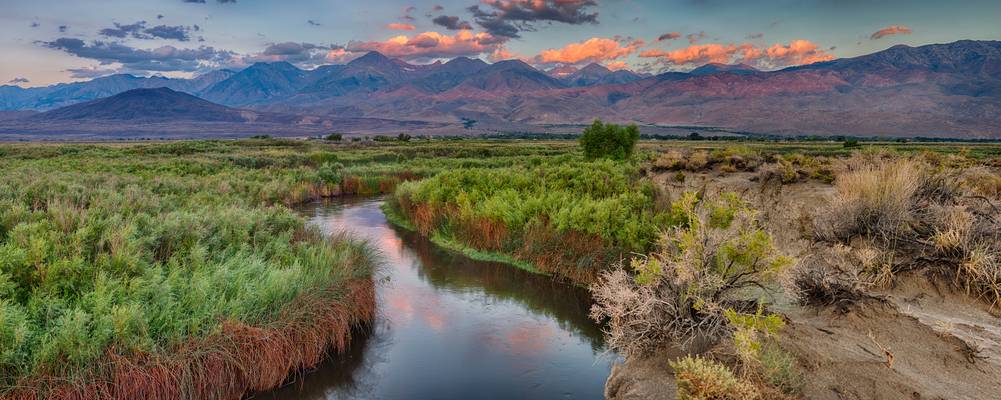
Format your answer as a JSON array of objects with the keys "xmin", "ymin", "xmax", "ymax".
[
  {"xmin": 0, "ymin": 145, "xmax": 382, "ymax": 391},
  {"xmin": 389, "ymin": 156, "xmax": 677, "ymax": 283}
]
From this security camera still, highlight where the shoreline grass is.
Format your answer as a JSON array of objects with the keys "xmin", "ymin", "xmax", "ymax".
[{"xmin": 381, "ymin": 200, "xmax": 542, "ymax": 274}]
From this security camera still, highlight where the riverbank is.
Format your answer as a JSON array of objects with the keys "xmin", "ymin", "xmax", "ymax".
[
  {"xmin": 380, "ymin": 201, "xmax": 542, "ymax": 274},
  {"xmin": 264, "ymin": 197, "xmax": 611, "ymax": 399},
  {"xmin": 0, "ymin": 141, "xmax": 383, "ymax": 399}
]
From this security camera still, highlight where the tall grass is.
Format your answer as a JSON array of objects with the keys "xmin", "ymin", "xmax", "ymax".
[
  {"xmin": 389, "ymin": 157, "xmax": 675, "ymax": 284},
  {"xmin": 0, "ymin": 142, "xmax": 387, "ymax": 398}
]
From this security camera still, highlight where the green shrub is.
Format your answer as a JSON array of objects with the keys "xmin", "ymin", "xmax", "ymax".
[
  {"xmin": 590, "ymin": 192, "xmax": 793, "ymax": 356},
  {"xmin": 579, "ymin": 119, "xmax": 640, "ymax": 160}
]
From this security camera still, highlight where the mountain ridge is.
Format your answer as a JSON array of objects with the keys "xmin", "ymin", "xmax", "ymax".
[{"xmin": 3, "ymin": 40, "xmax": 1001, "ymax": 138}]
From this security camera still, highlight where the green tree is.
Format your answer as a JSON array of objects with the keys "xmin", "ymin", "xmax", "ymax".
[{"xmin": 579, "ymin": 119, "xmax": 640, "ymax": 160}]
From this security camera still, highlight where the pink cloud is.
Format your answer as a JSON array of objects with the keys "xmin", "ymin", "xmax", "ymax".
[
  {"xmin": 533, "ymin": 37, "xmax": 643, "ymax": 65},
  {"xmin": 386, "ymin": 23, "xmax": 416, "ymax": 31},
  {"xmin": 640, "ymin": 39, "xmax": 834, "ymax": 69},
  {"xmin": 763, "ymin": 39, "xmax": 835, "ymax": 65},
  {"xmin": 604, "ymin": 61, "xmax": 628, "ymax": 71},
  {"xmin": 347, "ymin": 31, "xmax": 503, "ymax": 59},
  {"xmin": 870, "ymin": 25, "xmax": 912, "ymax": 40}
]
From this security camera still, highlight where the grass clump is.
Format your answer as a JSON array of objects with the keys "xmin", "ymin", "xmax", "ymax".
[
  {"xmin": 589, "ymin": 192, "xmax": 793, "ymax": 356},
  {"xmin": 671, "ymin": 355, "xmax": 759, "ymax": 400},
  {"xmin": 389, "ymin": 157, "xmax": 672, "ymax": 284},
  {"xmin": 807, "ymin": 152, "xmax": 1001, "ymax": 308}
]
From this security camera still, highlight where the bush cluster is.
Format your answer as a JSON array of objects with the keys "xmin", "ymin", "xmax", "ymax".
[{"xmin": 579, "ymin": 120, "xmax": 640, "ymax": 161}]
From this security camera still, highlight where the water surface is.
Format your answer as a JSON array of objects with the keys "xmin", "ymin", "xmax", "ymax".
[{"xmin": 265, "ymin": 197, "xmax": 613, "ymax": 400}]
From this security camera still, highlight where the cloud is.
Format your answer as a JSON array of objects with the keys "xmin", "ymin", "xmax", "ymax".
[
  {"xmin": 605, "ymin": 61, "xmax": 627, "ymax": 70},
  {"xmin": 762, "ymin": 39, "xmax": 834, "ymax": 66},
  {"xmin": 686, "ymin": 31, "xmax": 705, "ymax": 44},
  {"xmin": 386, "ymin": 23, "xmax": 416, "ymax": 31},
  {"xmin": 534, "ymin": 37, "xmax": 643, "ymax": 66},
  {"xmin": 40, "ymin": 38, "xmax": 236, "ymax": 72},
  {"xmin": 640, "ymin": 39, "xmax": 833, "ymax": 69},
  {"xmin": 640, "ymin": 43, "xmax": 746, "ymax": 65},
  {"xmin": 66, "ymin": 66, "xmax": 120, "ymax": 79},
  {"xmin": 347, "ymin": 30, "xmax": 503, "ymax": 60},
  {"xmin": 468, "ymin": 0, "xmax": 598, "ymax": 39},
  {"xmin": 870, "ymin": 25, "xmax": 912, "ymax": 40},
  {"xmin": 99, "ymin": 21, "xmax": 193, "ymax": 41},
  {"xmin": 657, "ymin": 32, "xmax": 681, "ymax": 41},
  {"xmin": 8, "ymin": 77, "xmax": 30, "ymax": 84},
  {"xmin": 307, "ymin": 20, "xmax": 322, "ymax": 26},
  {"xmin": 399, "ymin": 5, "xmax": 417, "ymax": 22},
  {"xmin": 145, "ymin": 25, "xmax": 192, "ymax": 41},
  {"xmin": 99, "ymin": 21, "xmax": 146, "ymax": 38},
  {"xmin": 432, "ymin": 15, "xmax": 472, "ymax": 30},
  {"xmin": 243, "ymin": 41, "xmax": 348, "ymax": 67}
]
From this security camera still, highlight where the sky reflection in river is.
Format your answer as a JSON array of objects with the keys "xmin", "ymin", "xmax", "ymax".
[{"xmin": 263, "ymin": 197, "xmax": 613, "ymax": 400}]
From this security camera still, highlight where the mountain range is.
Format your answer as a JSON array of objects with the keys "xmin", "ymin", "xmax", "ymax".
[{"xmin": 2, "ymin": 39, "xmax": 1000, "ymax": 139}]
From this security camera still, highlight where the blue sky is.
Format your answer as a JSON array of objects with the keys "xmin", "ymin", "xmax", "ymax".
[{"xmin": 3, "ymin": 0, "xmax": 1000, "ymax": 86}]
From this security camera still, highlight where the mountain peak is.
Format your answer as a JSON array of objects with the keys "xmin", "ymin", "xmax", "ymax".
[
  {"xmin": 32, "ymin": 87, "xmax": 247, "ymax": 122},
  {"xmin": 489, "ymin": 59, "xmax": 537, "ymax": 72},
  {"xmin": 350, "ymin": 51, "xmax": 392, "ymax": 65},
  {"xmin": 690, "ymin": 63, "xmax": 759, "ymax": 75},
  {"xmin": 579, "ymin": 63, "xmax": 612, "ymax": 75}
]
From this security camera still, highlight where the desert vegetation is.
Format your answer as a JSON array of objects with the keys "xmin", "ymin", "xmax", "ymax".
[
  {"xmin": 596, "ymin": 143, "xmax": 1001, "ymax": 399},
  {"xmin": 803, "ymin": 151, "xmax": 1001, "ymax": 308}
]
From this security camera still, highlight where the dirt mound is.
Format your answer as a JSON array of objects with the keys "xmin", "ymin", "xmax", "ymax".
[{"xmin": 782, "ymin": 299, "xmax": 1000, "ymax": 400}]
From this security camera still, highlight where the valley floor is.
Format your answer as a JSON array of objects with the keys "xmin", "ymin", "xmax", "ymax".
[{"xmin": 1, "ymin": 138, "xmax": 999, "ymax": 399}]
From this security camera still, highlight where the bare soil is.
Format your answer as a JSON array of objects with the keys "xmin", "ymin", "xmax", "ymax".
[{"xmin": 607, "ymin": 165, "xmax": 1001, "ymax": 400}]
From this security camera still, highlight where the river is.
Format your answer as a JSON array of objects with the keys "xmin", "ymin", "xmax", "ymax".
[{"xmin": 264, "ymin": 197, "xmax": 614, "ymax": 400}]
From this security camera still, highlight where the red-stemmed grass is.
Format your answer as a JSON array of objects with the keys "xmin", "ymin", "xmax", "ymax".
[
  {"xmin": 4, "ymin": 279, "xmax": 375, "ymax": 400},
  {"xmin": 393, "ymin": 197, "xmax": 622, "ymax": 285}
]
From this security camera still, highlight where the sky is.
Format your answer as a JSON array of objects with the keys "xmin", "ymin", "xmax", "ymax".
[{"xmin": 2, "ymin": 0, "xmax": 1000, "ymax": 87}]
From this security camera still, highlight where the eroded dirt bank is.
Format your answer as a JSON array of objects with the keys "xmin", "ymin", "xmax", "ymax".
[{"xmin": 606, "ymin": 162, "xmax": 1001, "ymax": 400}]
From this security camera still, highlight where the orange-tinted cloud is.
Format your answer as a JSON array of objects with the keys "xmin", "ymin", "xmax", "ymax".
[
  {"xmin": 640, "ymin": 40, "xmax": 833, "ymax": 69},
  {"xmin": 534, "ymin": 37, "xmax": 642, "ymax": 65},
  {"xmin": 763, "ymin": 39, "xmax": 835, "ymax": 65},
  {"xmin": 347, "ymin": 30, "xmax": 503, "ymax": 59},
  {"xmin": 640, "ymin": 43, "xmax": 744, "ymax": 65},
  {"xmin": 870, "ymin": 25, "xmax": 912, "ymax": 40},
  {"xmin": 386, "ymin": 23, "xmax": 416, "ymax": 31},
  {"xmin": 605, "ymin": 60, "xmax": 628, "ymax": 71},
  {"xmin": 488, "ymin": 46, "xmax": 516, "ymax": 62}
]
